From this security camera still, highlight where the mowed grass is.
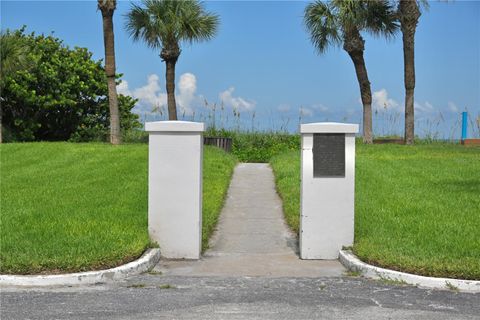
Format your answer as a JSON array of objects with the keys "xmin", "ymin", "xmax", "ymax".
[
  {"xmin": 271, "ymin": 143, "xmax": 480, "ymax": 280},
  {"xmin": 0, "ymin": 143, "xmax": 236, "ymax": 274},
  {"xmin": 201, "ymin": 147, "xmax": 237, "ymax": 251}
]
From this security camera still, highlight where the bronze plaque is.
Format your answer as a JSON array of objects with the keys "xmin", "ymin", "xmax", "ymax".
[{"xmin": 313, "ymin": 133, "xmax": 345, "ymax": 177}]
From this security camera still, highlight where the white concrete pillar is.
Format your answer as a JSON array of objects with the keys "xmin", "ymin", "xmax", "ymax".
[
  {"xmin": 145, "ymin": 121, "xmax": 204, "ymax": 259},
  {"xmin": 300, "ymin": 122, "xmax": 359, "ymax": 259}
]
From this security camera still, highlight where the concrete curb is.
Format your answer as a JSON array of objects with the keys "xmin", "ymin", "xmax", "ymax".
[
  {"xmin": 339, "ymin": 250, "xmax": 480, "ymax": 293},
  {"xmin": 0, "ymin": 248, "xmax": 161, "ymax": 287}
]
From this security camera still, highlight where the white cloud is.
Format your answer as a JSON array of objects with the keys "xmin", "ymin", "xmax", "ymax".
[
  {"xmin": 312, "ymin": 104, "xmax": 329, "ymax": 112},
  {"xmin": 278, "ymin": 103, "xmax": 327, "ymax": 115},
  {"xmin": 132, "ymin": 74, "xmax": 167, "ymax": 111},
  {"xmin": 118, "ymin": 73, "xmax": 202, "ymax": 116},
  {"xmin": 414, "ymin": 101, "xmax": 435, "ymax": 114},
  {"xmin": 219, "ymin": 87, "xmax": 256, "ymax": 111},
  {"xmin": 448, "ymin": 101, "xmax": 459, "ymax": 113},
  {"xmin": 119, "ymin": 75, "xmax": 257, "ymax": 118},
  {"xmin": 277, "ymin": 104, "xmax": 290, "ymax": 113},
  {"xmin": 372, "ymin": 89, "xmax": 400, "ymax": 111},
  {"xmin": 117, "ymin": 80, "xmax": 131, "ymax": 96},
  {"xmin": 176, "ymin": 73, "xmax": 200, "ymax": 115},
  {"xmin": 369, "ymin": 89, "xmax": 437, "ymax": 115},
  {"xmin": 299, "ymin": 107, "xmax": 313, "ymax": 117}
]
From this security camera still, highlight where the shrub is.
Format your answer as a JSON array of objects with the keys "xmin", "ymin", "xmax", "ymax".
[
  {"xmin": 1, "ymin": 28, "xmax": 140, "ymax": 142},
  {"xmin": 205, "ymin": 128, "xmax": 300, "ymax": 162}
]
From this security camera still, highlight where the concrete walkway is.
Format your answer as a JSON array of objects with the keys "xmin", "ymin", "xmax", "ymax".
[{"xmin": 155, "ymin": 163, "xmax": 344, "ymax": 277}]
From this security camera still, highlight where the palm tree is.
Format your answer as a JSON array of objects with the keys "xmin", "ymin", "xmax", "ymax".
[
  {"xmin": 0, "ymin": 31, "xmax": 29, "ymax": 143},
  {"xmin": 98, "ymin": 0, "xmax": 121, "ymax": 145},
  {"xmin": 125, "ymin": 0, "xmax": 219, "ymax": 120},
  {"xmin": 398, "ymin": 0, "xmax": 428, "ymax": 145},
  {"xmin": 304, "ymin": 0, "xmax": 398, "ymax": 144}
]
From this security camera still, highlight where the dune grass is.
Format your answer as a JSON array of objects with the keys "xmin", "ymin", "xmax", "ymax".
[
  {"xmin": 271, "ymin": 143, "xmax": 480, "ymax": 280},
  {"xmin": 0, "ymin": 143, "xmax": 236, "ymax": 274}
]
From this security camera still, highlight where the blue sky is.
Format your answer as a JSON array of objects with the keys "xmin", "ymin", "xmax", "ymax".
[{"xmin": 2, "ymin": 0, "xmax": 479, "ymax": 137}]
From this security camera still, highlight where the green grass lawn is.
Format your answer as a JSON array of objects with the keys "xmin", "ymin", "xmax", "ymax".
[
  {"xmin": 271, "ymin": 143, "xmax": 480, "ymax": 280},
  {"xmin": 0, "ymin": 143, "xmax": 236, "ymax": 274}
]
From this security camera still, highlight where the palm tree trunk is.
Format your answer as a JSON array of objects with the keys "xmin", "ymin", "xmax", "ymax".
[
  {"xmin": 347, "ymin": 51, "xmax": 373, "ymax": 144},
  {"xmin": 165, "ymin": 59, "xmax": 178, "ymax": 121},
  {"xmin": 106, "ymin": 75, "xmax": 120, "ymax": 142},
  {"xmin": 101, "ymin": 8, "xmax": 121, "ymax": 144},
  {"xmin": 402, "ymin": 32, "xmax": 415, "ymax": 145},
  {"xmin": 400, "ymin": 0, "xmax": 420, "ymax": 145},
  {"xmin": 344, "ymin": 30, "xmax": 373, "ymax": 144}
]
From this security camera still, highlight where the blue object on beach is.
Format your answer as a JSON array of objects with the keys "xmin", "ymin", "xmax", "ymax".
[{"xmin": 461, "ymin": 112, "xmax": 468, "ymax": 141}]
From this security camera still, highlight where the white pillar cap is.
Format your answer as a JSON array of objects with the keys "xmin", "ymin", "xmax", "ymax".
[
  {"xmin": 300, "ymin": 122, "xmax": 359, "ymax": 134},
  {"xmin": 145, "ymin": 121, "xmax": 205, "ymax": 132}
]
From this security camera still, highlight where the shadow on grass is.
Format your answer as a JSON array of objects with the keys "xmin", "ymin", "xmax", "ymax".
[{"xmin": 440, "ymin": 179, "xmax": 480, "ymax": 194}]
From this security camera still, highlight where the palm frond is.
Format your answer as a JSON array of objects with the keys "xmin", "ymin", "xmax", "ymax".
[
  {"xmin": 180, "ymin": 1, "xmax": 219, "ymax": 43},
  {"xmin": 363, "ymin": 0, "xmax": 399, "ymax": 38},
  {"xmin": 125, "ymin": 1, "xmax": 161, "ymax": 49},
  {"xmin": 0, "ymin": 30, "xmax": 30, "ymax": 80},
  {"xmin": 124, "ymin": 0, "xmax": 219, "ymax": 51},
  {"xmin": 304, "ymin": 1, "xmax": 342, "ymax": 54}
]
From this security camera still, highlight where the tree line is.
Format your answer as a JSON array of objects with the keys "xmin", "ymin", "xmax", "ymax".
[{"xmin": 1, "ymin": 0, "xmax": 427, "ymax": 145}]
